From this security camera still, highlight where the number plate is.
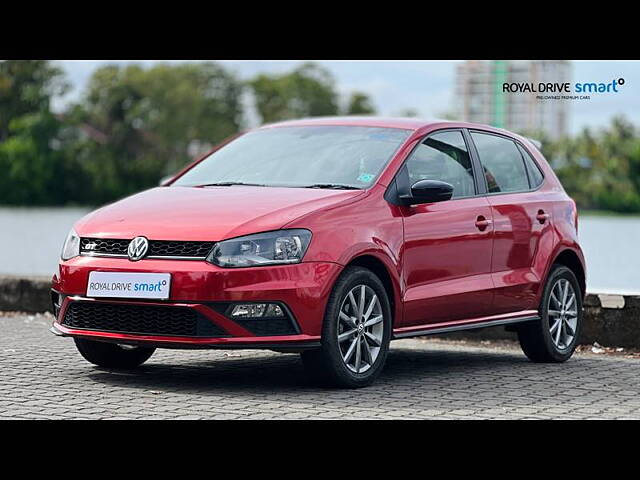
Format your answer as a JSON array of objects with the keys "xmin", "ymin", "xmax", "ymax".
[{"xmin": 87, "ymin": 272, "xmax": 171, "ymax": 300}]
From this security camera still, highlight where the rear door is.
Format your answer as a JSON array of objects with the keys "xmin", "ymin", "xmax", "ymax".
[
  {"xmin": 469, "ymin": 131, "xmax": 555, "ymax": 315},
  {"xmin": 401, "ymin": 129, "xmax": 495, "ymax": 327}
]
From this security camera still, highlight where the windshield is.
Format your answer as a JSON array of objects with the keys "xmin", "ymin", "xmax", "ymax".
[{"xmin": 172, "ymin": 125, "xmax": 412, "ymax": 189}]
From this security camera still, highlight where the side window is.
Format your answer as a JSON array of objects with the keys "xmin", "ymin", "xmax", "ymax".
[
  {"xmin": 517, "ymin": 144, "xmax": 544, "ymax": 188},
  {"xmin": 471, "ymin": 132, "xmax": 530, "ymax": 193},
  {"xmin": 405, "ymin": 131, "xmax": 475, "ymax": 199}
]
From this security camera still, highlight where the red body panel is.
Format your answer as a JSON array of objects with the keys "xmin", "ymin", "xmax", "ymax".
[
  {"xmin": 53, "ymin": 259, "xmax": 341, "ymax": 341},
  {"xmin": 487, "ymin": 191, "xmax": 556, "ymax": 313},
  {"xmin": 52, "ymin": 117, "xmax": 585, "ymax": 348},
  {"xmin": 401, "ymin": 196, "xmax": 494, "ymax": 325},
  {"xmin": 76, "ymin": 185, "xmax": 363, "ymax": 242}
]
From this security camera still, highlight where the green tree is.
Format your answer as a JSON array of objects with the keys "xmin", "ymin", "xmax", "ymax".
[
  {"xmin": 69, "ymin": 62, "xmax": 244, "ymax": 204},
  {"xmin": 0, "ymin": 113, "xmax": 63, "ymax": 204},
  {"xmin": 249, "ymin": 63, "xmax": 339, "ymax": 123},
  {"xmin": 539, "ymin": 116, "xmax": 640, "ymax": 213},
  {"xmin": 345, "ymin": 92, "xmax": 376, "ymax": 115},
  {"xmin": 0, "ymin": 60, "xmax": 70, "ymax": 205},
  {"xmin": 0, "ymin": 60, "xmax": 68, "ymax": 141}
]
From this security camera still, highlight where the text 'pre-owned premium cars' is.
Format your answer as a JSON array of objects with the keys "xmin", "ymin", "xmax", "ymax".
[{"xmin": 52, "ymin": 117, "xmax": 586, "ymax": 388}]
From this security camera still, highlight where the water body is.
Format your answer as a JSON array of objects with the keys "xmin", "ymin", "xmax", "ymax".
[
  {"xmin": 577, "ymin": 215, "xmax": 640, "ymax": 294},
  {"xmin": 0, "ymin": 207, "xmax": 637, "ymax": 294}
]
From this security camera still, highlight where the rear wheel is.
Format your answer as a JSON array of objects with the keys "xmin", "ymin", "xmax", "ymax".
[
  {"xmin": 74, "ymin": 338, "xmax": 155, "ymax": 368},
  {"xmin": 301, "ymin": 266, "xmax": 392, "ymax": 388},
  {"xmin": 518, "ymin": 265, "xmax": 583, "ymax": 362}
]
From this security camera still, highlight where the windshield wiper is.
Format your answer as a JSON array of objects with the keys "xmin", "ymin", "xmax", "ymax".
[
  {"xmin": 196, "ymin": 182, "xmax": 361, "ymax": 190},
  {"xmin": 197, "ymin": 182, "xmax": 268, "ymax": 187},
  {"xmin": 301, "ymin": 183, "xmax": 361, "ymax": 190}
]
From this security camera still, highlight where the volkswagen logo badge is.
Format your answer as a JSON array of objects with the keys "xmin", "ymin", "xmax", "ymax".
[{"xmin": 127, "ymin": 236, "xmax": 149, "ymax": 261}]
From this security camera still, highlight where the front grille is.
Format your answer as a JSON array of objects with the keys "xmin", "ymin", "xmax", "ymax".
[
  {"xmin": 81, "ymin": 238, "xmax": 214, "ymax": 258},
  {"xmin": 148, "ymin": 240, "xmax": 214, "ymax": 258},
  {"xmin": 81, "ymin": 238, "xmax": 129, "ymax": 255},
  {"xmin": 62, "ymin": 302, "xmax": 226, "ymax": 337}
]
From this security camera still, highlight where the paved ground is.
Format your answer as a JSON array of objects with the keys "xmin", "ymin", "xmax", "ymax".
[{"xmin": 2, "ymin": 312, "xmax": 640, "ymax": 419}]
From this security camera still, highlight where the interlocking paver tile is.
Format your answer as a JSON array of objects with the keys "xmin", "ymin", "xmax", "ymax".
[{"xmin": 1, "ymin": 314, "xmax": 639, "ymax": 419}]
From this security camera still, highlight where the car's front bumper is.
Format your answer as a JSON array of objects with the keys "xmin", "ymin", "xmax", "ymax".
[{"xmin": 51, "ymin": 257, "xmax": 342, "ymax": 349}]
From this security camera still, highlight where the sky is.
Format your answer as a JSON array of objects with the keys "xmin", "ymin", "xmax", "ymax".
[{"xmin": 52, "ymin": 60, "xmax": 640, "ymax": 135}]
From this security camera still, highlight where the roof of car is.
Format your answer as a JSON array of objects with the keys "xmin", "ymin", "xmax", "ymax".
[
  {"xmin": 256, "ymin": 116, "xmax": 537, "ymax": 148},
  {"xmin": 258, "ymin": 116, "xmax": 433, "ymax": 130},
  {"xmin": 257, "ymin": 116, "xmax": 511, "ymax": 134}
]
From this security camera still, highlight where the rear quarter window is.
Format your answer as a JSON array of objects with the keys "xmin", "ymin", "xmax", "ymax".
[
  {"xmin": 517, "ymin": 144, "xmax": 545, "ymax": 188},
  {"xmin": 471, "ymin": 132, "xmax": 530, "ymax": 194}
]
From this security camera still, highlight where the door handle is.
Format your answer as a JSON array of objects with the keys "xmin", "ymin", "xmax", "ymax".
[
  {"xmin": 475, "ymin": 216, "xmax": 492, "ymax": 231},
  {"xmin": 536, "ymin": 210, "xmax": 550, "ymax": 224}
]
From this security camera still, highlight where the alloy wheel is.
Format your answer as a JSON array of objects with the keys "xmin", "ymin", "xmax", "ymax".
[
  {"xmin": 336, "ymin": 284, "xmax": 384, "ymax": 373},
  {"xmin": 548, "ymin": 278, "xmax": 578, "ymax": 350}
]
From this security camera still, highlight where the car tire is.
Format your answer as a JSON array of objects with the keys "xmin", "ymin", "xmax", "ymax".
[
  {"xmin": 301, "ymin": 266, "xmax": 392, "ymax": 388},
  {"xmin": 74, "ymin": 338, "xmax": 155, "ymax": 368},
  {"xmin": 517, "ymin": 264, "xmax": 583, "ymax": 363}
]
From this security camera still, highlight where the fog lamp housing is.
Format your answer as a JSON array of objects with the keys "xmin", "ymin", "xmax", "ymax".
[{"xmin": 229, "ymin": 303, "xmax": 285, "ymax": 319}]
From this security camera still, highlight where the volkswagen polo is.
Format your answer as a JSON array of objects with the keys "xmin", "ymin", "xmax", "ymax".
[{"xmin": 51, "ymin": 117, "xmax": 586, "ymax": 388}]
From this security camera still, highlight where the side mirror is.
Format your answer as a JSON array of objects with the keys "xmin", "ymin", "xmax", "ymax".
[{"xmin": 404, "ymin": 180, "xmax": 454, "ymax": 205}]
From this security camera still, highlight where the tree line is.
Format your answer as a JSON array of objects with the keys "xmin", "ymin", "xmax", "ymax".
[
  {"xmin": 0, "ymin": 60, "xmax": 375, "ymax": 206},
  {"xmin": 532, "ymin": 116, "xmax": 640, "ymax": 213},
  {"xmin": 1, "ymin": 60, "xmax": 640, "ymax": 213}
]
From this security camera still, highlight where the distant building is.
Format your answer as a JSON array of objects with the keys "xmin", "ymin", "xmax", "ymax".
[{"xmin": 455, "ymin": 60, "xmax": 571, "ymax": 140}]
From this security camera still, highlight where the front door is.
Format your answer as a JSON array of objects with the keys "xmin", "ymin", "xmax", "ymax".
[{"xmin": 401, "ymin": 130, "xmax": 495, "ymax": 327}]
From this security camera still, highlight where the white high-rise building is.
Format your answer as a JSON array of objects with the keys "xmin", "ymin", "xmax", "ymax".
[{"xmin": 455, "ymin": 60, "xmax": 571, "ymax": 140}]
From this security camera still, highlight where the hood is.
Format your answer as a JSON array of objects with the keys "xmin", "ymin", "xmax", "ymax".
[{"xmin": 75, "ymin": 186, "xmax": 363, "ymax": 241}]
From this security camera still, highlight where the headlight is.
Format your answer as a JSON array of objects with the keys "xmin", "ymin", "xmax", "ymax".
[
  {"xmin": 61, "ymin": 228, "xmax": 81, "ymax": 260},
  {"xmin": 207, "ymin": 229, "xmax": 312, "ymax": 268}
]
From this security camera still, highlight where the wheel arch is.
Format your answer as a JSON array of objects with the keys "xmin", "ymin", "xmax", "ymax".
[
  {"xmin": 344, "ymin": 254, "xmax": 401, "ymax": 327},
  {"xmin": 551, "ymin": 249, "xmax": 586, "ymax": 297}
]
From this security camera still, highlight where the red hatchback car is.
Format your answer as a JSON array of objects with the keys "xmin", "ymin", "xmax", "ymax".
[{"xmin": 51, "ymin": 117, "xmax": 586, "ymax": 388}]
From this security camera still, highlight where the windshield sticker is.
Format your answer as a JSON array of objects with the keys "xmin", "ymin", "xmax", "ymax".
[{"xmin": 357, "ymin": 173, "xmax": 375, "ymax": 183}]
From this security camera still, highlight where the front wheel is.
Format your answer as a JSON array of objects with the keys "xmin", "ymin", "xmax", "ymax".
[
  {"xmin": 518, "ymin": 265, "xmax": 583, "ymax": 362},
  {"xmin": 74, "ymin": 338, "xmax": 155, "ymax": 368},
  {"xmin": 301, "ymin": 266, "xmax": 392, "ymax": 388}
]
